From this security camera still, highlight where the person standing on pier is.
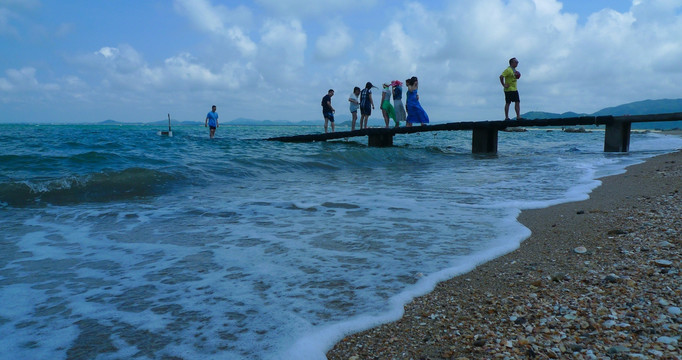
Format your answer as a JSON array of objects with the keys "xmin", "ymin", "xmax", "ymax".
[
  {"xmin": 205, "ymin": 105, "xmax": 219, "ymax": 139},
  {"xmin": 500, "ymin": 57, "xmax": 521, "ymax": 121},
  {"xmin": 360, "ymin": 82, "xmax": 375, "ymax": 129},
  {"xmin": 392, "ymin": 80, "xmax": 406, "ymax": 127},
  {"xmin": 322, "ymin": 89, "xmax": 335, "ymax": 133},
  {"xmin": 349, "ymin": 87, "xmax": 361, "ymax": 131},
  {"xmin": 405, "ymin": 76, "xmax": 429, "ymax": 127},
  {"xmin": 381, "ymin": 83, "xmax": 396, "ymax": 128}
]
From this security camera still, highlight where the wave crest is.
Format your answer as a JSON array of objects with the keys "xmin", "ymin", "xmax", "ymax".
[{"xmin": 0, "ymin": 167, "xmax": 177, "ymax": 207}]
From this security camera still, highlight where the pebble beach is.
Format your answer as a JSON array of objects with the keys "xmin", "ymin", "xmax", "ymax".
[{"xmin": 327, "ymin": 149, "xmax": 681, "ymax": 359}]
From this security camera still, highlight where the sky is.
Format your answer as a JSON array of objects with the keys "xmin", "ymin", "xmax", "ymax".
[{"xmin": 1, "ymin": 0, "xmax": 682, "ymax": 124}]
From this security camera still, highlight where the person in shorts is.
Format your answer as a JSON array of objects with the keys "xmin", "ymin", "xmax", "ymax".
[
  {"xmin": 349, "ymin": 87, "xmax": 361, "ymax": 130},
  {"xmin": 205, "ymin": 105, "xmax": 219, "ymax": 138},
  {"xmin": 359, "ymin": 82, "xmax": 375, "ymax": 129},
  {"xmin": 499, "ymin": 57, "xmax": 521, "ymax": 120},
  {"xmin": 321, "ymin": 89, "xmax": 335, "ymax": 133}
]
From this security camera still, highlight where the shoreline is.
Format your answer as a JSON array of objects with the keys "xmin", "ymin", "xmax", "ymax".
[{"xmin": 327, "ymin": 150, "xmax": 681, "ymax": 359}]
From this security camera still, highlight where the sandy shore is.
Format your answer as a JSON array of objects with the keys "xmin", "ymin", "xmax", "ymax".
[{"xmin": 327, "ymin": 150, "xmax": 681, "ymax": 359}]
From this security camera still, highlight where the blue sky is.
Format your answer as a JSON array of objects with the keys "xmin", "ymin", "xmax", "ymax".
[{"xmin": 1, "ymin": 0, "xmax": 681, "ymax": 124}]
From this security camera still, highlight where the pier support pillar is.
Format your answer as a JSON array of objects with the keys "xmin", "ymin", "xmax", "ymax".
[
  {"xmin": 472, "ymin": 128, "xmax": 498, "ymax": 153},
  {"xmin": 368, "ymin": 133, "xmax": 394, "ymax": 147},
  {"xmin": 604, "ymin": 122, "xmax": 631, "ymax": 152}
]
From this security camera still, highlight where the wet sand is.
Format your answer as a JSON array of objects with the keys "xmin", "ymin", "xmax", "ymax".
[{"xmin": 328, "ymin": 150, "xmax": 681, "ymax": 359}]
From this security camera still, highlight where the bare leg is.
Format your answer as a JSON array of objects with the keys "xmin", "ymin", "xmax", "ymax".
[
  {"xmin": 324, "ymin": 118, "xmax": 329, "ymax": 133},
  {"xmin": 351, "ymin": 113, "xmax": 357, "ymax": 131},
  {"xmin": 515, "ymin": 102, "xmax": 521, "ymax": 120},
  {"xmin": 504, "ymin": 102, "xmax": 511, "ymax": 120}
]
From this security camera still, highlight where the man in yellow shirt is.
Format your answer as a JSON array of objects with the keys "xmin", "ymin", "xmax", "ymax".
[{"xmin": 499, "ymin": 57, "xmax": 521, "ymax": 120}]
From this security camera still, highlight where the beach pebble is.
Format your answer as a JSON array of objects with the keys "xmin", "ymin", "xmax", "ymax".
[
  {"xmin": 668, "ymin": 307, "xmax": 681, "ymax": 315},
  {"xmin": 602, "ymin": 320, "xmax": 616, "ymax": 328},
  {"xmin": 607, "ymin": 229, "xmax": 628, "ymax": 236},
  {"xmin": 648, "ymin": 349, "xmax": 664, "ymax": 357},
  {"xmin": 653, "ymin": 259, "xmax": 673, "ymax": 267},
  {"xmin": 657, "ymin": 241, "xmax": 673, "ymax": 247},
  {"xmin": 573, "ymin": 246, "xmax": 587, "ymax": 254},
  {"xmin": 604, "ymin": 273, "xmax": 620, "ymax": 283},
  {"xmin": 551, "ymin": 272, "xmax": 569, "ymax": 282},
  {"xmin": 569, "ymin": 344, "xmax": 583, "ymax": 352},
  {"xmin": 657, "ymin": 336, "xmax": 678, "ymax": 345},
  {"xmin": 607, "ymin": 345, "xmax": 630, "ymax": 354}
]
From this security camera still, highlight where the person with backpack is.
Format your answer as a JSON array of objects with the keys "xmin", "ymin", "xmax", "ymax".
[
  {"xmin": 391, "ymin": 80, "xmax": 406, "ymax": 127},
  {"xmin": 359, "ymin": 82, "xmax": 375, "ymax": 129}
]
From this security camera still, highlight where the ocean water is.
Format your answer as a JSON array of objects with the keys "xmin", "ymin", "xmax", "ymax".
[{"xmin": 1, "ymin": 123, "xmax": 680, "ymax": 360}]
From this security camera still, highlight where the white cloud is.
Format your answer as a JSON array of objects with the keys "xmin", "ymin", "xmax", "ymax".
[
  {"xmin": 315, "ymin": 24, "xmax": 353, "ymax": 60},
  {"xmin": 254, "ymin": 0, "xmax": 377, "ymax": 17},
  {"xmin": 256, "ymin": 19, "xmax": 307, "ymax": 84},
  {"xmin": 77, "ymin": 44, "xmax": 257, "ymax": 93},
  {"xmin": 0, "ymin": 67, "xmax": 59, "ymax": 92},
  {"xmin": 173, "ymin": 0, "xmax": 257, "ymax": 56},
  {"xmin": 164, "ymin": 52, "xmax": 252, "ymax": 89}
]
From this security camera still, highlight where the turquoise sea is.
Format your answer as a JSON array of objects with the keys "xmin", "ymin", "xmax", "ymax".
[{"xmin": 1, "ymin": 123, "xmax": 681, "ymax": 359}]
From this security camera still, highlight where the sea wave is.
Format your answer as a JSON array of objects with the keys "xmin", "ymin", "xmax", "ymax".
[{"xmin": 0, "ymin": 167, "xmax": 179, "ymax": 207}]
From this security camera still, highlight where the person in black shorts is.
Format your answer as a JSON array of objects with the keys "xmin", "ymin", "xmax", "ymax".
[
  {"xmin": 359, "ymin": 82, "xmax": 375, "ymax": 129},
  {"xmin": 499, "ymin": 57, "xmax": 521, "ymax": 120},
  {"xmin": 321, "ymin": 89, "xmax": 335, "ymax": 133}
]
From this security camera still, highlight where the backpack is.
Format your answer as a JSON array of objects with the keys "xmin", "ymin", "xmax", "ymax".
[{"xmin": 392, "ymin": 86, "xmax": 402, "ymax": 100}]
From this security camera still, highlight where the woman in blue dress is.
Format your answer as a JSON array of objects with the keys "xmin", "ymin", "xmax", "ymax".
[{"xmin": 405, "ymin": 76, "xmax": 429, "ymax": 127}]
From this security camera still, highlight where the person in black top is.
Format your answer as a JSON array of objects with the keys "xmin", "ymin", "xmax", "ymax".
[
  {"xmin": 359, "ymin": 82, "xmax": 375, "ymax": 129},
  {"xmin": 321, "ymin": 89, "xmax": 335, "ymax": 133}
]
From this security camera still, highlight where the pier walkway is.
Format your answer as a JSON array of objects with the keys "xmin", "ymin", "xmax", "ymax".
[{"xmin": 267, "ymin": 112, "xmax": 682, "ymax": 153}]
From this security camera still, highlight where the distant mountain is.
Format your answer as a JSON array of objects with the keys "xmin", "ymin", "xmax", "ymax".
[
  {"xmin": 226, "ymin": 117, "xmax": 350, "ymax": 126},
  {"xmin": 521, "ymin": 111, "xmax": 587, "ymax": 119},
  {"xmin": 523, "ymin": 98, "xmax": 682, "ymax": 130},
  {"xmin": 593, "ymin": 99, "xmax": 682, "ymax": 116},
  {"xmin": 146, "ymin": 120, "xmax": 201, "ymax": 126},
  {"xmin": 226, "ymin": 118, "xmax": 318, "ymax": 126}
]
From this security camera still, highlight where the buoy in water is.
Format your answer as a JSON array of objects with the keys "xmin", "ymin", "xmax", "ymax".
[{"xmin": 158, "ymin": 113, "xmax": 173, "ymax": 137}]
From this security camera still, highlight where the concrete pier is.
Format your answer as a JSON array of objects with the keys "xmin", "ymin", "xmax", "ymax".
[{"xmin": 267, "ymin": 113, "xmax": 682, "ymax": 154}]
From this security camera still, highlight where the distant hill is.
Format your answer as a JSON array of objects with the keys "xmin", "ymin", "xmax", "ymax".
[
  {"xmin": 227, "ymin": 118, "xmax": 319, "ymax": 126},
  {"xmin": 593, "ymin": 99, "xmax": 682, "ymax": 116},
  {"xmin": 521, "ymin": 111, "xmax": 587, "ymax": 119},
  {"xmin": 523, "ymin": 98, "xmax": 682, "ymax": 130},
  {"xmin": 146, "ymin": 120, "xmax": 202, "ymax": 126}
]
